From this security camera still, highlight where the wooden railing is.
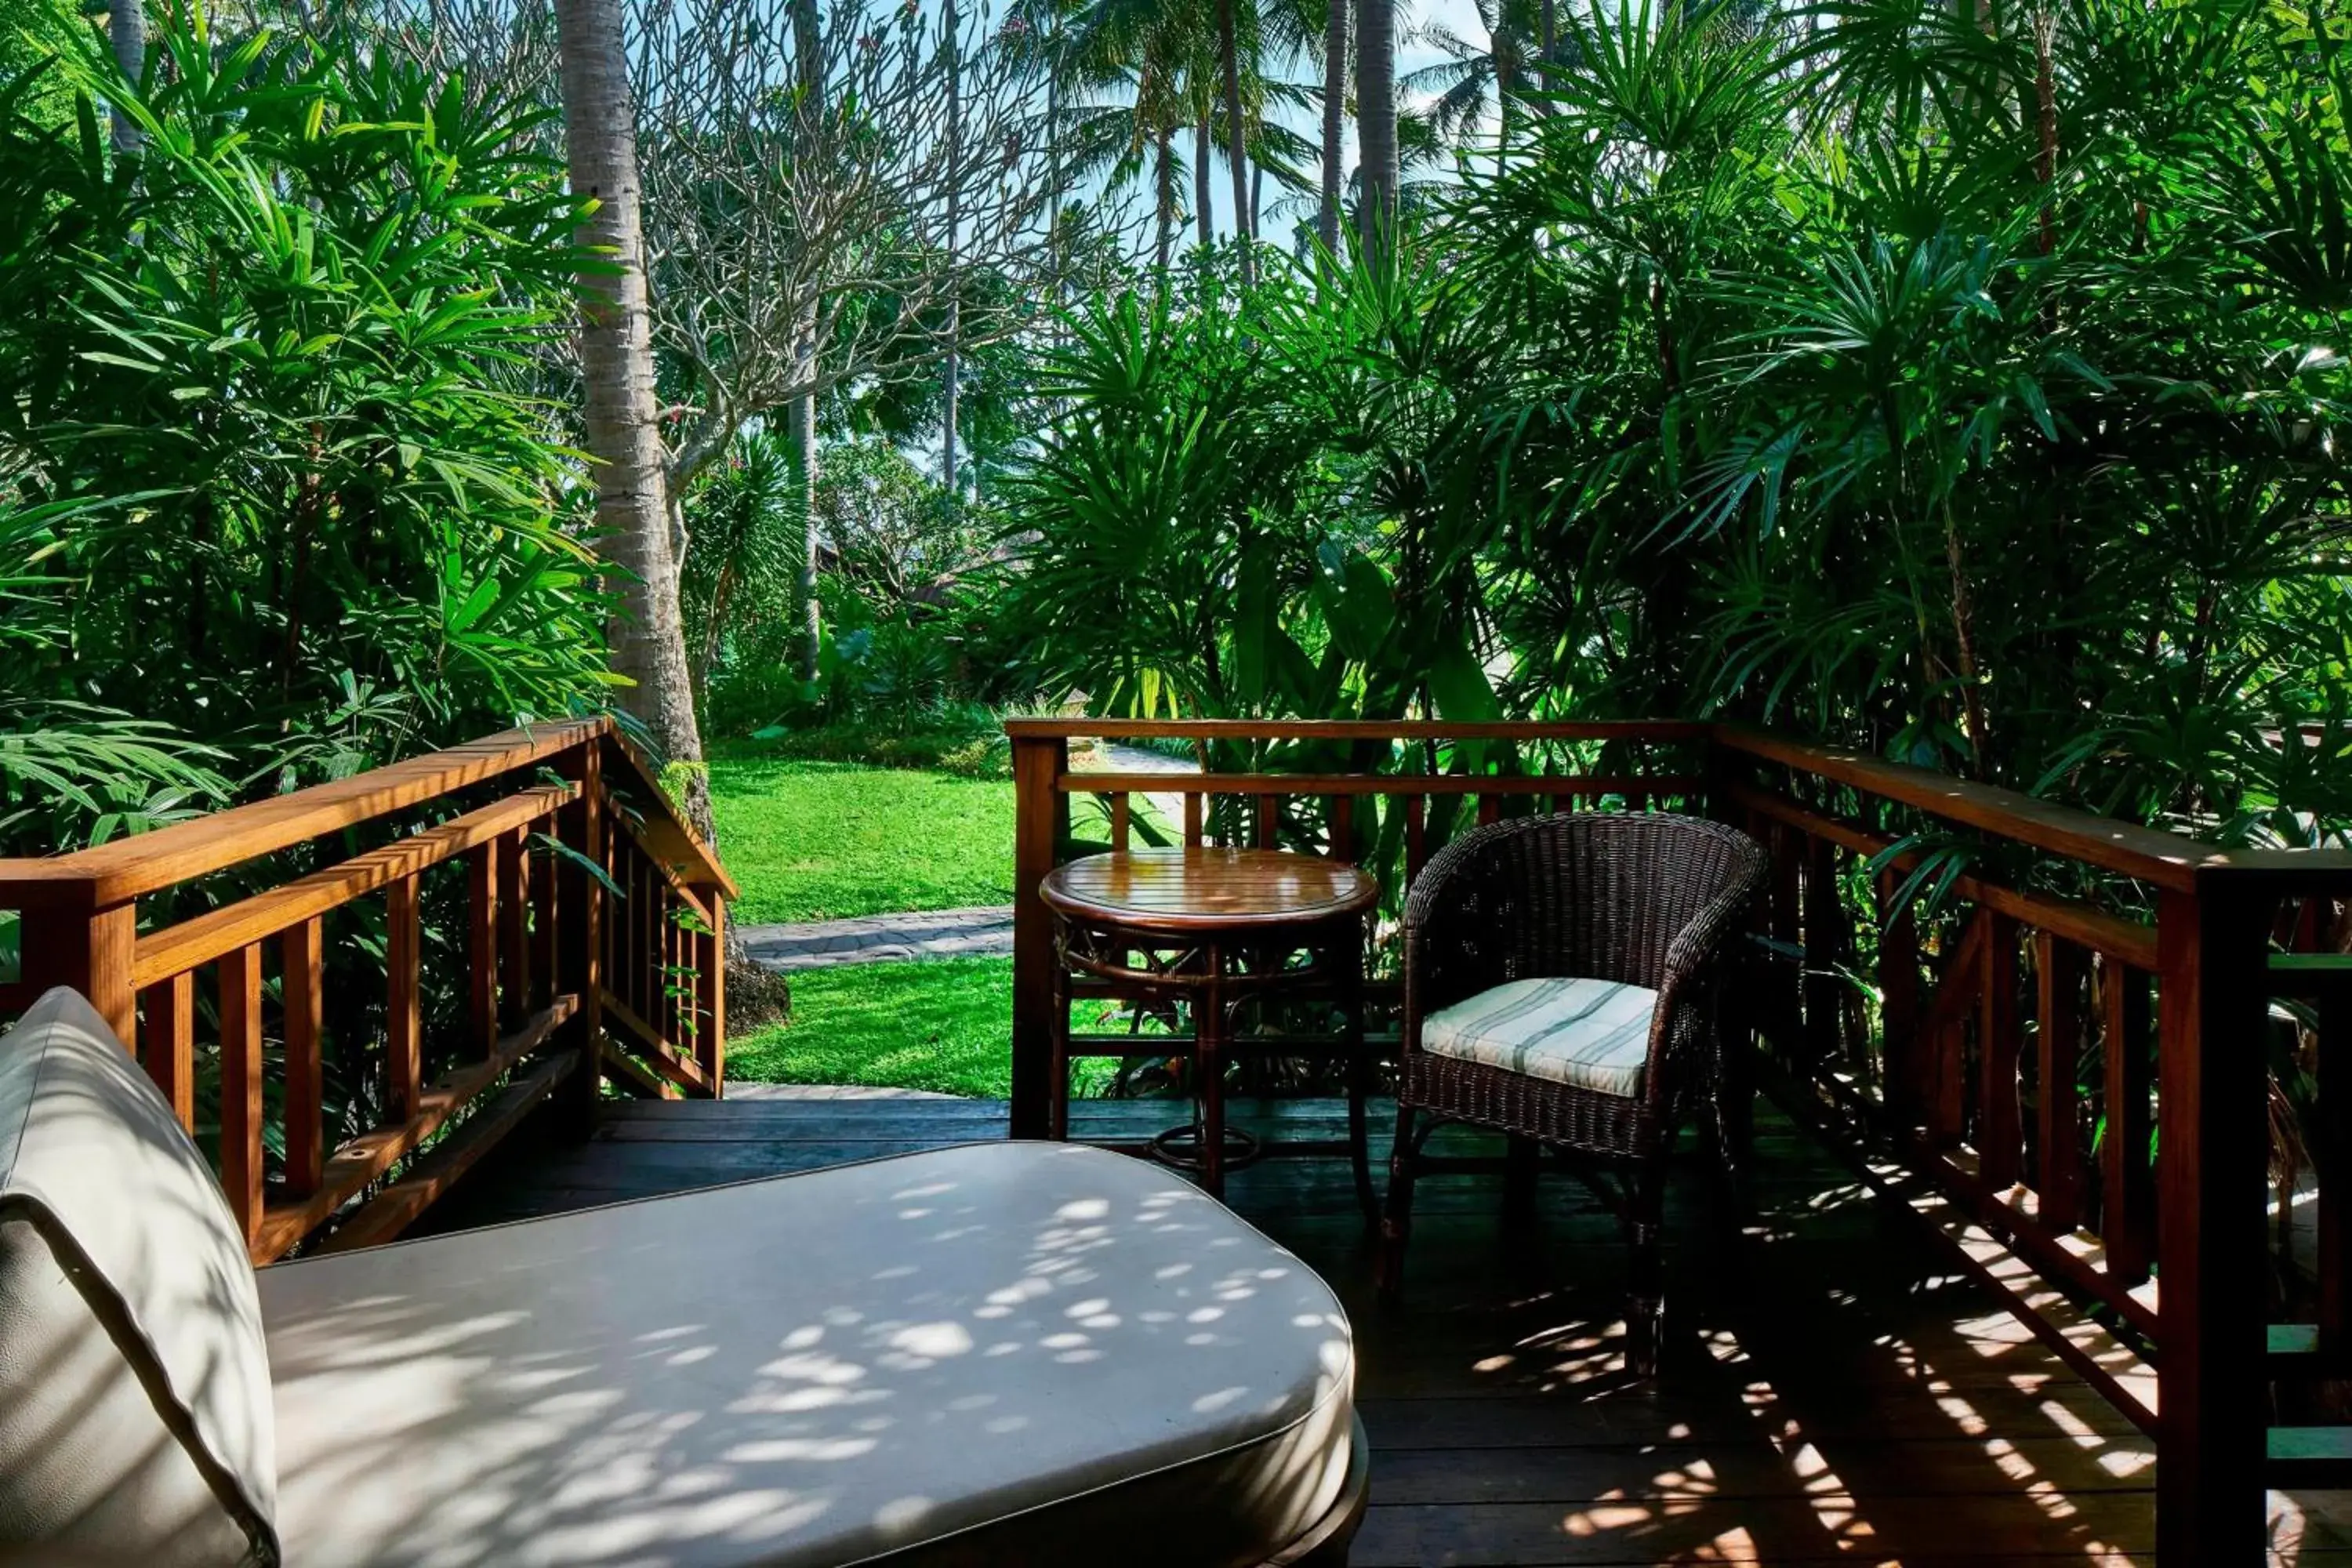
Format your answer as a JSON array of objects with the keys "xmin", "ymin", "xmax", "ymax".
[
  {"xmin": 0, "ymin": 716, "xmax": 734, "ymax": 1261},
  {"xmin": 1007, "ymin": 718, "xmax": 1709, "ymax": 1120},
  {"xmin": 1007, "ymin": 717, "xmax": 2352, "ymax": 1563}
]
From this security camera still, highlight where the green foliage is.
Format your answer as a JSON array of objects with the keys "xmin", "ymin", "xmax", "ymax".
[
  {"xmin": 681, "ymin": 428, "xmax": 804, "ymax": 729},
  {"xmin": 816, "ymin": 436, "xmax": 993, "ymax": 604},
  {"xmin": 1004, "ymin": 0, "xmax": 2352, "ymax": 855},
  {"xmin": 688, "ymin": 428, "xmax": 1008, "ymax": 740},
  {"xmin": 0, "ymin": 4, "xmax": 612, "ymax": 853},
  {"xmin": 0, "ymin": 0, "xmax": 79, "ymax": 124}
]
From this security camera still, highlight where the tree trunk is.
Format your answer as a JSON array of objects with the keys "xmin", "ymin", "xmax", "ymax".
[
  {"xmin": 1218, "ymin": 0, "xmax": 1253, "ymax": 282},
  {"xmin": 1047, "ymin": 42, "xmax": 1065, "ymax": 311},
  {"xmin": 1354, "ymin": 0, "xmax": 1397, "ymax": 260},
  {"xmin": 795, "ymin": 359, "xmax": 820, "ymax": 680},
  {"xmin": 553, "ymin": 0, "xmax": 711, "ymax": 833},
  {"xmin": 944, "ymin": 326, "xmax": 960, "ymax": 495},
  {"xmin": 2033, "ymin": 11, "xmax": 2059, "ymax": 256},
  {"xmin": 1497, "ymin": 31, "xmax": 1516, "ymax": 140},
  {"xmin": 1195, "ymin": 106, "xmax": 1214, "ymax": 250},
  {"xmin": 108, "ymin": 0, "xmax": 143, "ymax": 153},
  {"xmin": 943, "ymin": 0, "xmax": 963, "ymax": 500},
  {"xmin": 793, "ymin": 0, "xmax": 822, "ymax": 679},
  {"xmin": 1318, "ymin": 0, "xmax": 1347, "ymax": 257},
  {"xmin": 1155, "ymin": 124, "xmax": 1175, "ymax": 282}
]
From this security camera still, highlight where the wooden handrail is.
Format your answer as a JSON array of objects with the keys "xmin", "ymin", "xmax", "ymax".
[
  {"xmin": 0, "ymin": 714, "xmax": 731, "ymax": 1260},
  {"xmin": 597, "ymin": 726, "xmax": 740, "ymax": 898},
  {"xmin": 129, "ymin": 784, "xmax": 575, "ymax": 989},
  {"xmin": 1006, "ymin": 717, "xmax": 1708, "ymax": 742},
  {"xmin": 1712, "ymin": 725, "xmax": 2221, "ymax": 891},
  {"xmin": 1723, "ymin": 779, "xmax": 2160, "ymax": 969},
  {"xmin": 0, "ymin": 719, "xmax": 609, "ymax": 907},
  {"xmin": 0, "ymin": 716, "xmax": 735, "ymax": 906},
  {"xmin": 1061, "ymin": 772, "xmax": 1704, "ymax": 797},
  {"xmin": 1022, "ymin": 716, "xmax": 2303, "ymax": 892}
]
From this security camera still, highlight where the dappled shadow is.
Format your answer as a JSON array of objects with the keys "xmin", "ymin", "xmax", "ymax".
[
  {"xmin": 374, "ymin": 1094, "xmax": 2352, "ymax": 1565},
  {"xmin": 1249, "ymin": 1116, "xmax": 2176, "ymax": 1566},
  {"xmin": 0, "ymin": 989, "xmax": 276, "ymax": 1559},
  {"xmin": 260, "ymin": 1142, "xmax": 1353, "ymax": 1566}
]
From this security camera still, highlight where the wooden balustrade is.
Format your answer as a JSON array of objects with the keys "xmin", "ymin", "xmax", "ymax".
[
  {"xmin": 0, "ymin": 716, "xmax": 733, "ymax": 1261},
  {"xmin": 1007, "ymin": 716, "xmax": 2352, "ymax": 1563}
]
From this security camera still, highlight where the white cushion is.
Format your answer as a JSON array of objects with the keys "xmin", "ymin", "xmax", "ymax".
[
  {"xmin": 1422, "ymin": 975, "xmax": 1659, "ymax": 1098},
  {"xmin": 0, "ymin": 986, "xmax": 278, "ymax": 1566},
  {"xmin": 260, "ymin": 1141, "xmax": 1355, "ymax": 1567}
]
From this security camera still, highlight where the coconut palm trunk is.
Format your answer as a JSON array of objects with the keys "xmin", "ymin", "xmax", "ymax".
[
  {"xmin": 1196, "ymin": 105, "xmax": 1214, "ymax": 249},
  {"xmin": 1217, "ymin": 0, "xmax": 1253, "ymax": 281},
  {"xmin": 109, "ymin": 0, "xmax": 143, "ymax": 151},
  {"xmin": 1318, "ymin": 0, "xmax": 1346, "ymax": 256},
  {"xmin": 552, "ymin": 0, "xmax": 710, "ymax": 829},
  {"xmin": 1155, "ymin": 122, "xmax": 1176, "ymax": 281},
  {"xmin": 1354, "ymin": 0, "xmax": 1397, "ymax": 260}
]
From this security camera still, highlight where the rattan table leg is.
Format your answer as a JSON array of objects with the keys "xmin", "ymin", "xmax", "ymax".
[
  {"xmin": 1340, "ymin": 925, "xmax": 1377, "ymax": 1228},
  {"xmin": 1048, "ymin": 930, "xmax": 1073, "ymax": 1142},
  {"xmin": 1200, "ymin": 943, "xmax": 1227, "ymax": 1198}
]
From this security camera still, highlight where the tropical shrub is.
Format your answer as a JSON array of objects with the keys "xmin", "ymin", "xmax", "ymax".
[
  {"xmin": 1004, "ymin": 0, "xmax": 2352, "ymax": 857},
  {"xmin": 0, "ymin": 5, "xmax": 612, "ymax": 857}
]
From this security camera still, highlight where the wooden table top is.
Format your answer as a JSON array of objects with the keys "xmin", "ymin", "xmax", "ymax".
[{"xmin": 1040, "ymin": 848, "xmax": 1378, "ymax": 932}]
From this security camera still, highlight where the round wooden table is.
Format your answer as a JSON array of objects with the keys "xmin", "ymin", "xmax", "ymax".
[{"xmin": 1040, "ymin": 848, "xmax": 1380, "ymax": 1212}]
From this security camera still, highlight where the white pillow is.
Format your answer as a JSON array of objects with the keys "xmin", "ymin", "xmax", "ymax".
[{"xmin": 0, "ymin": 987, "xmax": 278, "ymax": 1566}]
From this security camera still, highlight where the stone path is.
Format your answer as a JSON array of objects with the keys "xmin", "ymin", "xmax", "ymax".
[
  {"xmin": 735, "ymin": 740, "xmax": 1202, "ymax": 976},
  {"xmin": 739, "ymin": 904, "xmax": 1016, "ymax": 972},
  {"xmin": 722, "ymin": 1083, "xmax": 958, "ymax": 1101}
]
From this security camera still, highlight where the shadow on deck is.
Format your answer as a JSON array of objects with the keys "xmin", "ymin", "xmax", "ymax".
[{"xmin": 427, "ymin": 1096, "xmax": 2350, "ymax": 1566}]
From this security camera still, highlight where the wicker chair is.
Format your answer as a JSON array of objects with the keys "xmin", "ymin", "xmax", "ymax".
[{"xmin": 1377, "ymin": 812, "xmax": 1767, "ymax": 1377}]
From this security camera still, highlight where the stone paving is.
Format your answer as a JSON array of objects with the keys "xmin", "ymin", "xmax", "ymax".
[
  {"xmin": 739, "ymin": 904, "xmax": 1016, "ymax": 973},
  {"xmin": 723, "ymin": 1082, "xmax": 959, "ymax": 1101}
]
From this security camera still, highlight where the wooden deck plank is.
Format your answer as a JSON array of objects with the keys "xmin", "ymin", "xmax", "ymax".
[{"xmin": 420, "ymin": 1091, "xmax": 2352, "ymax": 1566}]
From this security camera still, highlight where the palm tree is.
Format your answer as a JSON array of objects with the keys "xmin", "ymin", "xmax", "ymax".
[
  {"xmin": 1058, "ymin": 61, "xmax": 1193, "ymax": 278},
  {"xmin": 1062, "ymin": 0, "xmax": 1223, "ymax": 267},
  {"xmin": 1353, "ymin": 0, "xmax": 1397, "ymax": 254},
  {"xmin": 1318, "ymin": 0, "xmax": 1345, "ymax": 253},
  {"xmin": 1403, "ymin": 0, "xmax": 1537, "ymax": 145},
  {"xmin": 107, "ymin": 0, "xmax": 141, "ymax": 151},
  {"xmin": 1215, "ymin": 0, "xmax": 1254, "ymax": 276},
  {"xmin": 551, "ymin": 0, "xmax": 710, "ymax": 826},
  {"xmin": 1195, "ymin": 103, "xmax": 1219, "ymax": 246}
]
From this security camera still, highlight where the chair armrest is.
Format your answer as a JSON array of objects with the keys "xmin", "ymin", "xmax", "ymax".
[{"xmin": 1642, "ymin": 849, "xmax": 1768, "ymax": 1111}]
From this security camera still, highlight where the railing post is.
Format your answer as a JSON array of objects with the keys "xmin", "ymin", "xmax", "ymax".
[
  {"xmin": 696, "ymin": 893, "xmax": 725, "ymax": 1091},
  {"xmin": 20, "ymin": 889, "xmax": 136, "ymax": 1044},
  {"xmin": 555, "ymin": 738, "xmax": 605, "ymax": 1133},
  {"xmin": 1878, "ymin": 870, "xmax": 1922, "ymax": 1124},
  {"xmin": 2154, "ymin": 875, "xmax": 2271, "ymax": 1563},
  {"xmin": 1010, "ymin": 731, "xmax": 1069, "ymax": 1139}
]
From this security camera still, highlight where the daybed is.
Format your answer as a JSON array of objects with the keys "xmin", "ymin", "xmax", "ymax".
[{"xmin": 0, "ymin": 987, "xmax": 1363, "ymax": 1566}]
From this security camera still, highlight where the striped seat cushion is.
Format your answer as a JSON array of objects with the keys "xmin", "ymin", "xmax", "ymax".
[{"xmin": 1421, "ymin": 976, "xmax": 1659, "ymax": 1098}]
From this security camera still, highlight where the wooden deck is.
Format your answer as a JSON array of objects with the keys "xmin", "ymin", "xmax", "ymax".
[{"xmin": 429, "ymin": 1096, "xmax": 2351, "ymax": 1566}]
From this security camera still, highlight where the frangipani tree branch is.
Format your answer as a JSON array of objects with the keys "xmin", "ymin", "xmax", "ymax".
[{"xmin": 630, "ymin": 0, "xmax": 1061, "ymax": 492}]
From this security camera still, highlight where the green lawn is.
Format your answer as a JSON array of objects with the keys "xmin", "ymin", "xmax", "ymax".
[
  {"xmin": 726, "ymin": 956, "xmax": 1017, "ymax": 1097},
  {"xmin": 724, "ymin": 957, "xmax": 1123, "ymax": 1099},
  {"xmin": 709, "ymin": 757, "xmax": 1014, "ymax": 924}
]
